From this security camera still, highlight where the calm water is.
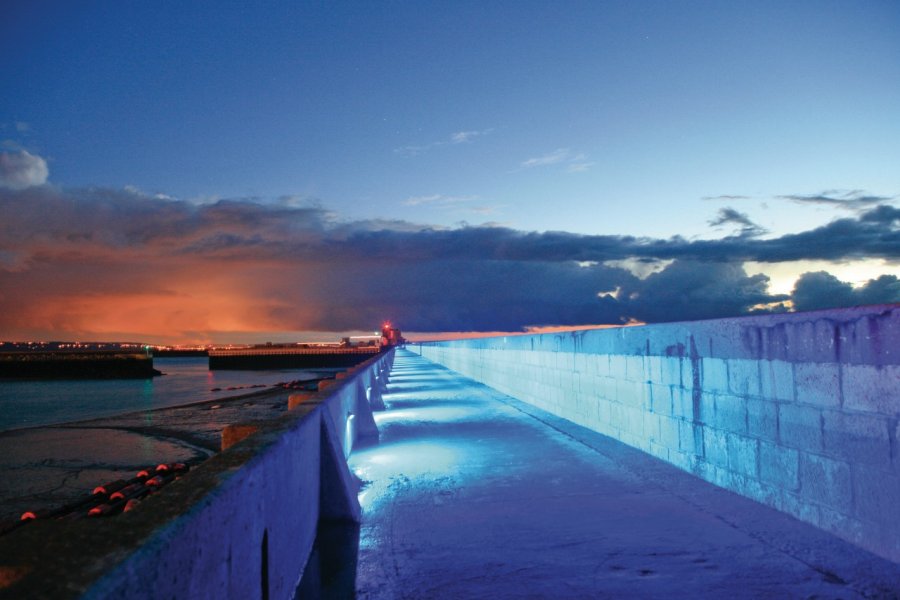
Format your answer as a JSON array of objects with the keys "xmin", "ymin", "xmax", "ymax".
[{"xmin": 0, "ymin": 357, "xmax": 330, "ymax": 431}]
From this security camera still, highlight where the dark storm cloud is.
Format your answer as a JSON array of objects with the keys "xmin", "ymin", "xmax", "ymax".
[
  {"xmin": 1, "ymin": 185, "xmax": 898, "ymax": 337},
  {"xmin": 617, "ymin": 261, "xmax": 784, "ymax": 323},
  {"xmin": 791, "ymin": 272, "xmax": 900, "ymax": 312}
]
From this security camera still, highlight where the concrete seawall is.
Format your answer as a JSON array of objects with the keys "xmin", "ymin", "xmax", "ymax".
[
  {"xmin": 0, "ymin": 350, "xmax": 394, "ymax": 599},
  {"xmin": 412, "ymin": 304, "xmax": 900, "ymax": 563}
]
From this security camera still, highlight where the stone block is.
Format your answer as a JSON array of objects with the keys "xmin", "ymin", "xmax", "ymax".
[
  {"xmin": 795, "ymin": 362, "xmax": 841, "ymax": 408},
  {"xmin": 644, "ymin": 355, "xmax": 664, "ymax": 385},
  {"xmin": 669, "ymin": 450, "xmax": 692, "ymax": 472},
  {"xmin": 852, "ymin": 465, "xmax": 900, "ymax": 529},
  {"xmin": 615, "ymin": 378, "xmax": 648, "ymax": 409},
  {"xmin": 704, "ymin": 427, "xmax": 729, "ymax": 469},
  {"xmin": 759, "ymin": 359, "xmax": 794, "ymax": 402},
  {"xmin": 816, "ymin": 505, "xmax": 870, "ymax": 550},
  {"xmin": 624, "ymin": 355, "xmax": 646, "ymax": 382},
  {"xmin": 643, "ymin": 412, "xmax": 660, "ymax": 442},
  {"xmin": 658, "ymin": 415, "xmax": 680, "ymax": 450},
  {"xmin": 609, "ymin": 403, "xmax": 625, "ymax": 429},
  {"xmin": 727, "ymin": 433, "xmax": 758, "ymax": 478},
  {"xmin": 747, "ymin": 398, "xmax": 778, "ymax": 442},
  {"xmin": 593, "ymin": 354, "xmax": 611, "ymax": 377},
  {"xmin": 679, "ymin": 420, "xmax": 701, "ymax": 456},
  {"xmin": 714, "ymin": 394, "xmax": 748, "ymax": 435},
  {"xmin": 733, "ymin": 473, "xmax": 780, "ymax": 507},
  {"xmin": 608, "ymin": 355, "xmax": 627, "ymax": 380},
  {"xmin": 842, "ymin": 364, "xmax": 900, "ymax": 416},
  {"xmin": 660, "ymin": 356, "xmax": 686, "ymax": 388},
  {"xmin": 700, "ymin": 357, "xmax": 729, "ymax": 394},
  {"xmin": 596, "ymin": 398, "xmax": 611, "ymax": 427},
  {"xmin": 288, "ymin": 392, "xmax": 315, "ymax": 411},
  {"xmin": 822, "ymin": 411, "xmax": 891, "ymax": 468},
  {"xmin": 779, "ymin": 491, "xmax": 815, "ymax": 523},
  {"xmin": 671, "ymin": 387, "xmax": 693, "ymax": 420},
  {"xmin": 778, "ymin": 403, "xmax": 823, "ymax": 453},
  {"xmin": 759, "ymin": 441, "xmax": 799, "ymax": 491},
  {"xmin": 697, "ymin": 391, "xmax": 716, "ymax": 424},
  {"xmin": 799, "ymin": 453, "xmax": 852, "ymax": 513},
  {"xmin": 649, "ymin": 384, "xmax": 672, "ymax": 416},
  {"xmin": 596, "ymin": 376, "xmax": 617, "ymax": 402},
  {"xmin": 727, "ymin": 358, "xmax": 761, "ymax": 398},
  {"xmin": 221, "ymin": 424, "xmax": 260, "ymax": 451},
  {"xmin": 649, "ymin": 441, "xmax": 669, "ymax": 461},
  {"xmin": 623, "ymin": 406, "xmax": 644, "ymax": 437}
]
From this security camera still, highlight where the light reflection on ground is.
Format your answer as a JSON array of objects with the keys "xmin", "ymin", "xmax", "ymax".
[{"xmin": 348, "ymin": 349, "xmax": 900, "ymax": 599}]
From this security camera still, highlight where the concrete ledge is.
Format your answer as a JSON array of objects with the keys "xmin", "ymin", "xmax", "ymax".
[{"xmin": 0, "ymin": 349, "xmax": 395, "ymax": 599}]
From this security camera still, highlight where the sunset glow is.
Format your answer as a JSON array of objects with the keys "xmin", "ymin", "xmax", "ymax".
[{"xmin": 1, "ymin": 3, "xmax": 897, "ymax": 343}]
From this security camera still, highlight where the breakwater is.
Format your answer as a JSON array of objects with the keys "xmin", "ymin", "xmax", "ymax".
[
  {"xmin": 0, "ymin": 349, "xmax": 393, "ymax": 598},
  {"xmin": 411, "ymin": 304, "xmax": 900, "ymax": 563},
  {"xmin": 0, "ymin": 351, "xmax": 158, "ymax": 380},
  {"xmin": 208, "ymin": 346, "xmax": 381, "ymax": 370}
]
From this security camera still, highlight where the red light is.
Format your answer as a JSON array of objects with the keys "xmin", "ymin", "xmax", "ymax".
[{"xmin": 20, "ymin": 512, "xmax": 36, "ymax": 521}]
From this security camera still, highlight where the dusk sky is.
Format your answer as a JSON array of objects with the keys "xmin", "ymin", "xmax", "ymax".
[{"xmin": 1, "ymin": 1, "xmax": 898, "ymax": 343}]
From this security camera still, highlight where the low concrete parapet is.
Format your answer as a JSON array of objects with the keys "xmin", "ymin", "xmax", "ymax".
[
  {"xmin": 412, "ymin": 304, "xmax": 900, "ymax": 563},
  {"xmin": 0, "ymin": 349, "xmax": 394, "ymax": 599}
]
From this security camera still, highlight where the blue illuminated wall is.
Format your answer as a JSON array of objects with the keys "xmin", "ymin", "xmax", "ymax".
[{"xmin": 412, "ymin": 305, "xmax": 900, "ymax": 563}]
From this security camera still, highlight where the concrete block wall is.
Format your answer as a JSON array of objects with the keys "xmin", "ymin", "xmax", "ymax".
[
  {"xmin": 0, "ymin": 349, "xmax": 395, "ymax": 599},
  {"xmin": 412, "ymin": 305, "xmax": 900, "ymax": 563}
]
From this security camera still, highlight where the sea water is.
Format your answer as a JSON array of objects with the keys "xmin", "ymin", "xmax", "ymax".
[{"xmin": 0, "ymin": 357, "xmax": 329, "ymax": 431}]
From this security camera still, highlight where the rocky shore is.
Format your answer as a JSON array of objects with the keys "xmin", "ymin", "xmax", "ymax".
[{"xmin": 0, "ymin": 376, "xmax": 329, "ymax": 526}]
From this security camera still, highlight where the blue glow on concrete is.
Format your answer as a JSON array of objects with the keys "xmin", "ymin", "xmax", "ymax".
[
  {"xmin": 352, "ymin": 440, "xmax": 467, "ymax": 482},
  {"xmin": 344, "ymin": 414, "xmax": 355, "ymax": 457},
  {"xmin": 372, "ymin": 406, "xmax": 473, "ymax": 426}
]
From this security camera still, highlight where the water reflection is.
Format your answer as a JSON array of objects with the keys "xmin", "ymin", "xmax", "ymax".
[{"xmin": 0, "ymin": 357, "xmax": 324, "ymax": 431}]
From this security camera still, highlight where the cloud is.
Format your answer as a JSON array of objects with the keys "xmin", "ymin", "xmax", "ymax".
[
  {"xmin": 702, "ymin": 194, "xmax": 751, "ymax": 201},
  {"xmin": 402, "ymin": 194, "xmax": 498, "ymax": 216},
  {"xmin": 521, "ymin": 148, "xmax": 573, "ymax": 169},
  {"xmin": 396, "ymin": 129, "xmax": 492, "ymax": 156},
  {"xmin": 617, "ymin": 260, "xmax": 784, "ymax": 322},
  {"xmin": 0, "ymin": 185, "xmax": 898, "ymax": 340},
  {"xmin": 450, "ymin": 129, "xmax": 491, "ymax": 143},
  {"xmin": 404, "ymin": 194, "xmax": 460, "ymax": 206},
  {"xmin": 15, "ymin": 122, "xmax": 30, "ymax": 133},
  {"xmin": 0, "ymin": 150, "xmax": 48, "ymax": 189},
  {"xmin": 521, "ymin": 148, "xmax": 593, "ymax": 172},
  {"xmin": 791, "ymin": 271, "xmax": 900, "ymax": 311},
  {"xmin": 566, "ymin": 161, "xmax": 594, "ymax": 173},
  {"xmin": 778, "ymin": 190, "xmax": 893, "ymax": 210},
  {"xmin": 708, "ymin": 207, "xmax": 767, "ymax": 238}
]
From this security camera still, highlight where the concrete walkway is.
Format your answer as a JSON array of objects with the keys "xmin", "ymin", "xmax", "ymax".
[{"xmin": 349, "ymin": 350, "xmax": 900, "ymax": 599}]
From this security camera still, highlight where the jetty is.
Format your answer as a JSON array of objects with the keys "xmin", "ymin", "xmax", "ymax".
[
  {"xmin": 1, "ymin": 305, "xmax": 898, "ymax": 598},
  {"xmin": 0, "ymin": 350, "xmax": 159, "ymax": 380}
]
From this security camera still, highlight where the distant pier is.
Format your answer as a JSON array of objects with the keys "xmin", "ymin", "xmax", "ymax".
[
  {"xmin": 0, "ymin": 350, "xmax": 159, "ymax": 380},
  {"xmin": 208, "ymin": 346, "xmax": 381, "ymax": 370},
  {"xmin": 208, "ymin": 324, "xmax": 404, "ymax": 370}
]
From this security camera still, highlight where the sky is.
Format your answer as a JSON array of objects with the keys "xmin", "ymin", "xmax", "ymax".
[{"xmin": 1, "ymin": 1, "xmax": 898, "ymax": 343}]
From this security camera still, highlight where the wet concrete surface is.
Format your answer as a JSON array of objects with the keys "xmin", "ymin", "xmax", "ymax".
[
  {"xmin": 350, "ymin": 350, "xmax": 900, "ymax": 599},
  {"xmin": 0, "ymin": 387, "xmax": 296, "ymax": 523}
]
